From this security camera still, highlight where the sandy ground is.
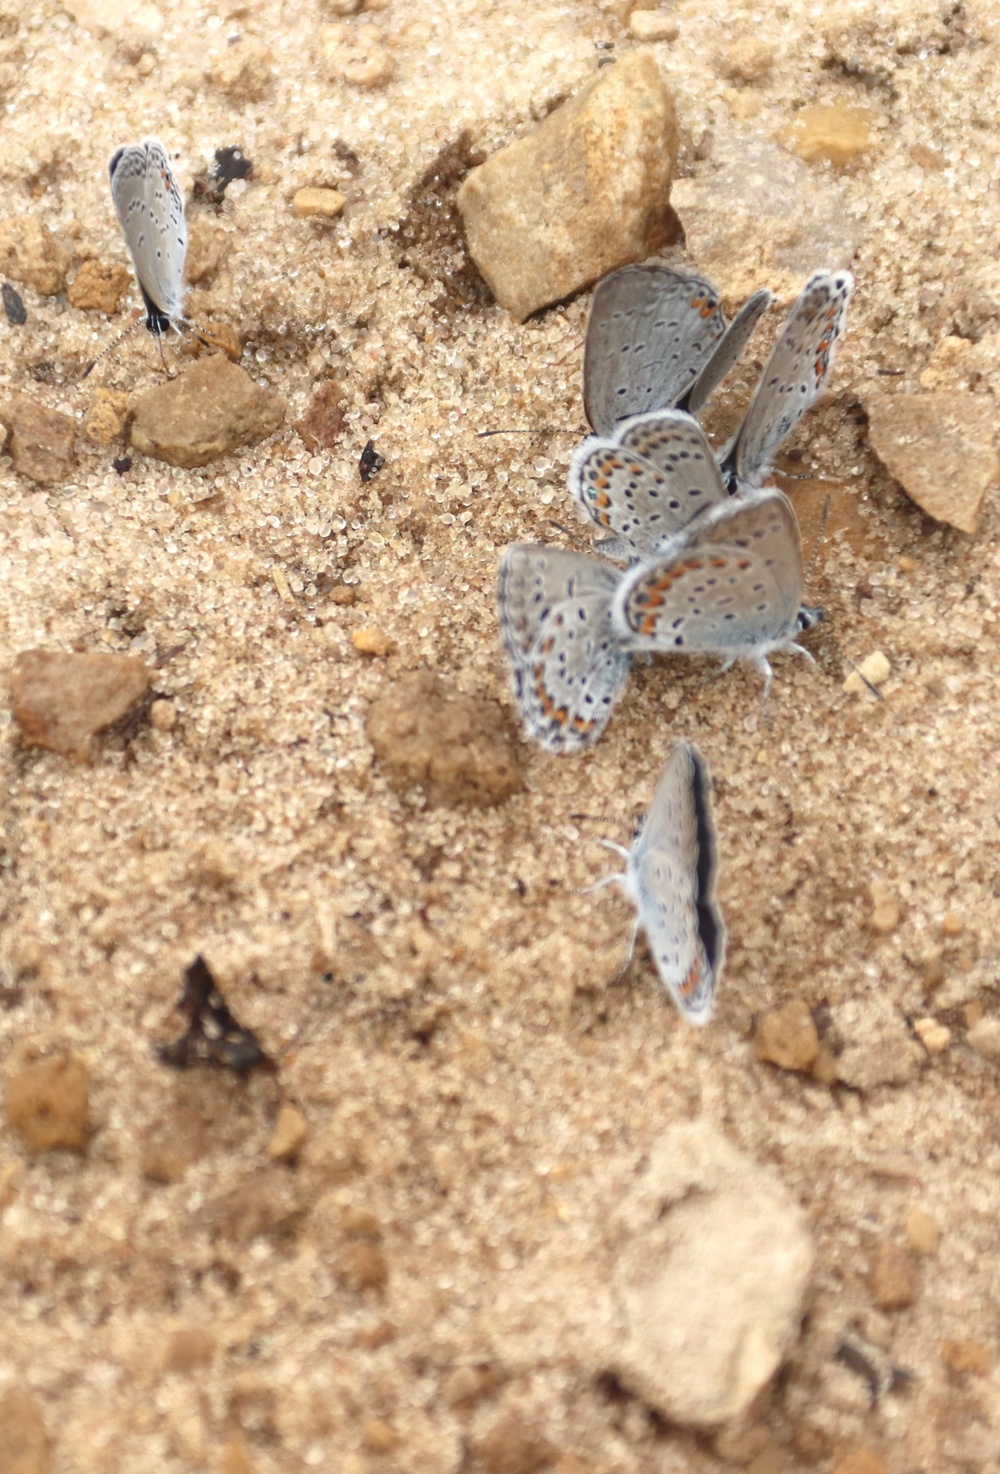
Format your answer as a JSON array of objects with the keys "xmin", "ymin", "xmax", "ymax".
[{"xmin": 1, "ymin": 0, "xmax": 999, "ymax": 1470}]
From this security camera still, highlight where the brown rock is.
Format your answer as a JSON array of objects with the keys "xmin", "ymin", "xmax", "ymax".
[
  {"xmin": 5, "ymin": 1054, "xmax": 90, "ymax": 1153},
  {"xmin": 296, "ymin": 380, "xmax": 347, "ymax": 450},
  {"xmin": 866, "ymin": 391, "xmax": 998, "ymax": 534},
  {"xmin": 211, "ymin": 38, "xmax": 273, "ymax": 99},
  {"xmin": 340, "ymin": 1205, "xmax": 382, "ymax": 1240},
  {"xmin": 868, "ymin": 879, "xmax": 900, "ymax": 934},
  {"xmin": 267, "ymin": 1103, "xmax": 308, "ymax": 1162},
  {"xmin": 320, "ymin": 22, "xmax": 394, "ymax": 88},
  {"xmin": 754, "ymin": 999, "xmax": 819, "ymax": 1072},
  {"xmin": 0, "ymin": 217, "xmax": 70, "ymax": 296},
  {"xmin": 191, "ymin": 320, "xmax": 242, "ymax": 364},
  {"xmin": 163, "ymin": 1325, "xmax": 216, "ymax": 1373},
  {"xmin": 795, "ymin": 105, "xmax": 872, "ymax": 167},
  {"xmin": 472, "ymin": 1411, "xmax": 558, "ymax": 1474},
  {"xmin": 338, "ymin": 1240, "xmax": 389, "ymax": 1291},
  {"xmin": 292, "ymin": 187, "xmax": 347, "ymax": 219},
  {"xmin": 130, "ymin": 355, "xmax": 285, "ymax": 467},
  {"xmin": 140, "ymin": 1106, "xmax": 207, "ymax": 1183},
  {"xmin": 457, "ymin": 51, "xmax": 677, "ymax": 320},
  {"xmin": 870, "ymin": 1242, "xmax": 919, "ymax": 1310},
  {"xmin": 722, "ymin": 38, "xmax": 773, "ymax": 82},
  {"xmin": 366, "ymin": 669, "xmax": 524, "ymax": 808},
  {"xmin": 0, "ymin": 1385, "xmax": 51, "ymax": 1474},
  {"xmin": 84, "ymin": 388, "xmax": 131, "ymax": 445},
  {"xmin": 12, "ymin": 649, "xmax": 150, "ymax": 761},
  {"xmin": 0, "ymin": 396, "xmax": 75, "ymax": 485},
  {"xmin": 941, "ymin": 1339, "xmax": 989, "ymax": 1376},
  {"xmin": 831, "ymin": 1453, "xmax": 888, "ymax": 1474},
  {"xmin": 67, "ymin": 258, "xmax": 132, "ymax": 313}
]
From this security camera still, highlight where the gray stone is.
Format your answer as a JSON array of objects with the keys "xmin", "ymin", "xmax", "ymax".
[{"xmin": 457, "ymin": 51, "xmax": 678, "ymax": 321}]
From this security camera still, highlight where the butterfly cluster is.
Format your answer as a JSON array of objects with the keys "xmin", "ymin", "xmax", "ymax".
[{"xmin": 497, "ymin": 262, "xmax": 853, "ymax": 1023}]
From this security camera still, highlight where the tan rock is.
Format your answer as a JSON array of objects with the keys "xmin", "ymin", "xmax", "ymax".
[
  {"xmin": 870, "ymin": 1242, "xmax": 919, "ymax": 1310},
  {"xmin": 130, "ymin": 355, "xmax": 285, "ymax": 467},
  {"xmin": 914, "ymin": 1016, "xmax": 951, "ymax": 1055},
  {"xmin": 292, "ymin": 187, "xmax": 347, "ymax": 219},
  {"xmin": 833, "ymin": 996, "xmax": 923, "ymax": 1091},
  {"xmin": 12, "ymin": 649, "xmax": 150, "ymax": 761},
  {"xmin": 5, "ymin": 1054, "xmax": 90, "ymax": 1153},
  {"xmin": 442, "ymin": 1364, "xmax": 495, "ymax": 1409},
  {"xmin": 831, "ymin": 1453, "xmax": 889, "ymax": 1474},
  {"xmin": 84, "ymin": 388, "xmax": 131, "ymax": 445},
  {"xmin": 337, "ymin": 1239, "xmax": 389, "ymax": 1290},
  {"xmin": 362, "ymin": 1420, "xmax": 398, "ymax": 1453},
  {"xmin": 609, "ymin": 1121, "xmax": 813, "ymax": 1428},
  {"xmin": 0, "ymin": 1385, "xmax": 52, "ymax": 1474},
  {"xmin": 941, "ymin": 1339, "xmax": 989, "ymax": 1375},
  {"xmin": 0, "ymin": 395, "xmax": 76, "ymax": 485},
  {"xmin": 471, "ymin": 1410, "xmax": 558, "ymax": 1474},
  {"xmin": 868, "ymin": 879, "xmax": 900, "ymax": 934},
  {"xmin": 754, "ymin": 999, "xmax": 819, "ymax": 1072},
  {"xmin": 352, "ymin": 627, "xmax": 395, "ymax": 657},
  {"xmin": 457, "ymin": 51, "xmax": 678, "ymax": 320},
  {"xmin": 905, "ymin": 1207, "xmax": 940, "ymax": 1256},
  {"xmin": 0, "ymin": 216, "xmax": 70, "ymax": 296},
  {"xmin": 722, "ymin": 38, "xmax": 773, "ymax": 82},
  {"xmin": 967, "ymin": 1015, "xmax": 1000, "ymax": 1062},
  {"xmin": 267, "ymin": 1103, "xmax": 308, "ymax": 1162},
  {"xmin": 843, "ymin": 650, "xmax": 891, "ymax": 694},
  {"xmin": 628, "ymin": 10, "xmax": 679, "ymax": 42},
  {"xmin": 211, "ymin": 38, "xmax": 273, "ymax": 99},
  {"xmin": 163, "ymin": 1325, "xmax": 216, "ymax": 1373},
  {"xmin": 866, "ymin": 391, "xmax": 998, "ymax": 534},
  {"xmin": 795, "ymin": 105, "xmax": 872, "ymax": 167},
  {"xmin": 68, "ymin": 258, "xmax": 132, "ymax": 313},
  {"xmin": 366, "ymin": 669, "xmax": 524, "ymax": 808}
]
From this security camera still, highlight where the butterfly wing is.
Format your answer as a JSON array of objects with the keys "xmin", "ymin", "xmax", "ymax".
[
  {"xmin": 570, "ymin": 409, "xmax": 731, "ymax": 561},
  {"xmin": 724, "ymin": 270, "xmax": 854, "ymax": 486},
  {"xmin": 583, "ymin": 265, "xmax": 728, "ymax": 434},
  {"xmin": 629, "ymin": 742, "xmax": 724, "ymax": 1024},
  {"xmin": 612, "ymin": 490, "xmax": 803, "ymax": 656},
  {"xmin": 109, "ymin": 138, "xmax": 188, "ymax": 331},
  {"xmin": 683, "ymin": 287, "xmax": 774, "ymax": 415},
  {"xmin": 498, "ymin": 545, "xmax": 632, "ymax": 752}
]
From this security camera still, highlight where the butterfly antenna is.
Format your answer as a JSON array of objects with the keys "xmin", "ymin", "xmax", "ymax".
[{"xmin": 81, "ymin": 313, "xmax": 144, "ymax": 379}]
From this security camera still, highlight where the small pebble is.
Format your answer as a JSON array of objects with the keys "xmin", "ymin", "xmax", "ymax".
[
  {"xmin": 141, "ymin": 1107, "xmax": 208, "ymax": 1183},
  {"xmin": 831, "ymin": 1452, "xmax": 889, "ymax": 1474},
  {"xmin": 84, "ymin": 388, "xmax": 131, "ymax": 445},
  {"xmin": 940, "ymin": 1339, "xmax": 990, "ymax": 1376},
  {"xmin": 292, "ymin": 187, "xmax": 346, "ymax": 219},
  {"xmin": 870, "ymin": 1242, "xmax": 920, "ymax": 1310},
  {"xmin": 321, "ymin": 23, "xmax": 394, "ymax": 88},
  {"xmin": 941, "ymin": 911, "xmax": 964, "ymax": 936},
  {"xmin": 472, "ymin": 1412, "xmax": 558, "ymax": 1474},
  {"xmin": 296, "ymin": 380, "xmax": 347, "ymax": 450},
  {"xmin": 2, "ymin": 281, "xmax": 26, "ymax": 324},
  {"xmin": 149, "ymin": 699, "xmax": 176, "ymax": 732},
  {"xmin": 352, "ymin": 627, "xmax": 395, "ymax": 657},
  {"xmin": 211, "ymin": 38, "xmax": 273, "ymax": 99},
  {"xmin": 867, "ymin": 391, "xmax": 998, "ymax": 534},
  {"xmin": 131, "ymin": 357, "xmax": 285, "ymax": 468},
  {"xmin": 868, "ymin": 879, "xmax": 900, "ymax": 934},
  {"xmin": 722, "ymin": 37, "xmax": 773, "ymax": 81},
  {"xmin": 338, "ymin": 1240, "xmax": 389, "ymax": 1291},
  {"xmin": 905, "ymin": 1207, "xmax": 940, "ymax": 1256},
  {"xmin": 913, "ymin": 1016, "xmax": 951, "ymax": 1055},
  {"xmin": 67, "ymin": 258, "xmax": 132, "ymax": 313},
  {"xmin": 362, "ymin": 1420, "xmax": 398, "ymax": 1453},
  {"xmin": 843, "ymin": 650, "xmax": 890, "ymax": 693},
  {"xmin": 267, "ymin": 1103, "xmax": 308, "ymax": 1162},
  {"xmin": 754, "ymin": 999, "xmax": 819, "ymax": 1073},
  {"xmin": 0, "ymin": 216, "xmax": 70, "ymax": 295},
  {"xmin": 795, "ymin": 105, "xmax": 872, "ymax": 167},
  {"xmin": 163, "ymin": 1325, "xmax": 216, "ymax": 1373},
  {"xmin": 4, "ymin": 1054, "xmax": 90, "ymax": 1153},
  {"xmin": 0, "ymin": 1388, "xmax": 50, "ymax": 1474},
  {"xmin": 442, "ymin": 1364, "xmax": 495, "ymax": 1409},
  {"xmin": 628, "ymin": 10, "xmax": 679, "ymax": 42},
  {"xmin": 966, "ymin": 1015, "xmax": 1000, "ymax": 1062}
]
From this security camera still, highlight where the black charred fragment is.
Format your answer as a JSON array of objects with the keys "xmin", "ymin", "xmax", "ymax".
[
  {"xmin": 835, "ymin": 1328, "xmax": 913, "ymax": 1405},
  {"xmin": 2, "ymin": 282, "xmax": 26, "ymax": 325},
  {"xmin": 193, "ymin": 146, "xmax": 253, "ymax": 204},
  {"xmin": 358, "ymin": 440, "xmax": 384, "ymax": 482},
  {"xmin": 158, "ymin": 954, "xmax": 273, "ymax": 1073}
]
